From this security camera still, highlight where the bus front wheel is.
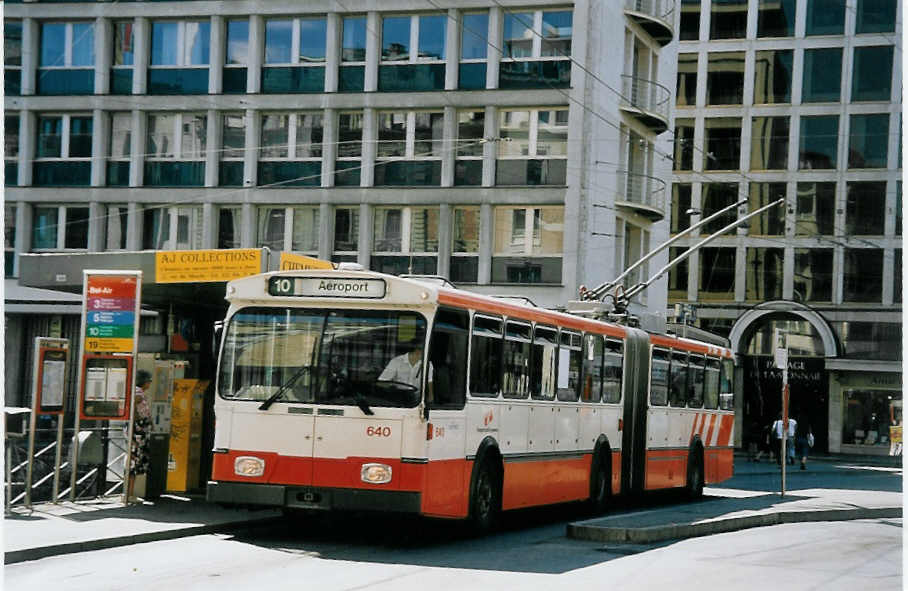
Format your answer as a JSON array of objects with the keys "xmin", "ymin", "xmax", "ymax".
[{"xmin": 470, "ymin": 458, "xmax": 501, "ymax": 534}]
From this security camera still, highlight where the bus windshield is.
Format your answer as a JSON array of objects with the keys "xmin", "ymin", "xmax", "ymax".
[{"xmin": 218, "ymin": 307, "xmax": 427, "ymax": 409}]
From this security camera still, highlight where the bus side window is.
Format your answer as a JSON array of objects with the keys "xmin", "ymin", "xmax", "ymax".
[
  {"xmin": 503, "ymin": 321, "xmax": 531, "ymax": 399},
  {"xmin": 556, "ymin": 330, "xmax": 581, "ymax": 401},
  {"xmin": 650, "ymin": 348, "xmax": 669, "ymax": 406},
  {"xmin": 704, "ymin": 358, "xmax": 720, "ymax": 409},
  {"xmin": 531, "ymin": 325, "xmax": 557, "ymax": 401},
  {"xmin": 688, "ymin": 355, "xmax": 705, "ymax": 408},
  {"xmin": 602, "ymin": 339, "xmax": 623, "ymax": 403},
  {"xmin": 582, "ymin": 334, "xmax": 603, "ymax": 402},
  {"xmin": 428, "ymin": 308, "xmax": 469, "ymax": 409},
  {"xmin": 470, "ymin": 315, "xmax": 503, "ymax": 397},
  {"xmin": 669, "ymin": 351, "xmax": 688, "ymax": 407},
  {"xmin": 719, "ymin": 358, "xmax": 734, "ymax": 410}
]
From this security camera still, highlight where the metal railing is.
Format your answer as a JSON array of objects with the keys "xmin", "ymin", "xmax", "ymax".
[
  {"xmin": 624, "ymin": 0, "xmax": 676, "ymax": 28},
  {"xmin": 619, "ymin": 170, "xmax": 666, "ymax": 215},
  {"xmin": 620, "ymin": 75, "xmax": 671, "ymax": 124}
]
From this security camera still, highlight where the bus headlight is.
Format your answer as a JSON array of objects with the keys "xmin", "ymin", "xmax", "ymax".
[
  {"xmin": 234, "ymin": 456, "xmax": 265, "ymax": 477},
  {"xmin": 361, "ymin": 463, "xmax": 392, "ymax": 484}
]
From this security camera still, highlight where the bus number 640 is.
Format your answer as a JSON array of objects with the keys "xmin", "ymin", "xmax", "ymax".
[{"xmin": 366, "ymin": 426, "xmax": 391, "ymax": 437}]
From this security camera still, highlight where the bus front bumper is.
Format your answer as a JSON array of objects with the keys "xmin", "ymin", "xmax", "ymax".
[{"xmin": 206, "ymin": 480, "xmax": 422, "ymax": 513}]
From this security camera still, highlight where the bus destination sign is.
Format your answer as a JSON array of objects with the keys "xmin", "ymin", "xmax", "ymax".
[{"xmin": 268, "ymin": 276, "xmax": 386, "ymax": 299}]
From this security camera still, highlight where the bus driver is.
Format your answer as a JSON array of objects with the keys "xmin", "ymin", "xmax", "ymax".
[{"xmin": 379, "ymin": 338, "xmax": 434, "ymax": 398}]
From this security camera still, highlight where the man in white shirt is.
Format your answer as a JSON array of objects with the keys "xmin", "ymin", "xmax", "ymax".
[
  {"xmin": 379, "ymin": 340, "xmax": 434, "ymax": 395},
  {"xmin": 772, "ymin": 415, "xmax": 798, "ymax": 465}
]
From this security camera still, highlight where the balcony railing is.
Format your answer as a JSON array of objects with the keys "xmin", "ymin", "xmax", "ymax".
[
  {"xmin": 623, "ymin": 0, "xmax": 675, "ymax": 45},
  {"xmin": 620, "ymin": 75, "xmax": 670, "ymax": 133},
  {"xmin": 617, "ymin": 170, "xmax": 666, "ymax": 220}
]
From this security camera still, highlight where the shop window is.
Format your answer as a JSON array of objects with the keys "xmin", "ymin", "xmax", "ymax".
[
  {"xmin": 259, "ymin": 112, "xmax": 323, "ymax": 187},
  {"xmin": 335, "ymin": 112, "xmax": 363, "ymax": 186},
  {"xmin": 5, "ymin": 113, "xmax": 19, "ymax": 187},
  {"xmin": 699, "ymin": 247, "xmax": 736, "ymax": 301},
  {"xmin": 455, "ymin": 110, "xmax": 484, "ymax": 186},
  {"xmin": 257, "ymin": 206, "xmax": 319, "ymax": 253},
  {"xmin": 5, "ymin": 203, "xmax": 16, "ymax": 275},
  {"xmin": 794, "ymin": 248, "xmax": 833, "ymax": 302},
  {"xmin": 496, "ymin": 108, "xmax": 568, "ymax": 186},
  {"xmin": 703, "ymin": 118, "xmax": 741, "ymax": 170},
  {"xmin": 753, "ymin": 49, "xmax": 792, "ymax": 104},
  {"xmin": 104, "ymin": 204, "xmax": 129, "ymax": 250},
  {"xmin": 142, "ymin": 206, "xmax": 202, "ymax": 250},
  {"xmin": 149, "ymin": 20, "xmax": 210, "ymax": 94},
  {"xmin": 107, "ymin": 112, "xmax": 131, "ymax": 187},
  {"xmin": 339, "ymin": 16, "xmax": 366, "ymax": 91},
  {"xmin": 34, "ymin": 114, "xmax": 92, "ymax": 186},
  {"xmin": 379, "ymin": 14, "xmax": 446, "ymax": 91},
  {"xmin": 757, "ymin": 0, "xmax": 795, "ymax": 37},
  {"xmin": 846, "ymin": 182, "xmax": 886, "ymax": 235},
  {"xmin": 459, "ymin": 12, "xmax": 489, "ymax": 90},
  {"xmin": 746, "ymin": 248, "xmax": 784, "ymax": 301},
  {"xmin": 32, "ymin": 205, "xmax": 89, "ymax": 250},
  {"xmin": 371, "ymin": 206, "xmax": 439, "ymax": 275},
  {"xmin": 802, "ymin": 48, "xmax": 842, "ymax": 103},
  {"xmin": 111, "ymin": 21, "xmax": 134, "ymax": 94},
  {"xmin": 492, "ymin": 206, "xmax": 563, "ymax": 284},
  {"xmin": 673, "ymin": 119, "xmax": 694, "ymax": 171},
  {"xmin": 852, "ymin": 46, "xmax": 893, "ymax": 102},
  {"xmin": 145, "ymin": 113, "xmax": 206, "ymax": 186},
  {"xmin": 849, "ymin": 113, "xmax": 889, "ymax": 169},
  {"xmin": 856, "ymin": 0, "xmax": 897, "ymax": 33},
  {"xmin": 750, "ymin": 117, "xmax": 789, "ymax": 171},
  {"xmin": 263, "ymin": 17, "xmax": 326, "ymax": 93},
  {"xmin": 218, "ymin": 207, "xmax": 242, "ymax": 249},
  {"xmin": 332, "ymin": 207, "xmax": 359, "ymax": 262},
  {"xmin": 710, "ymin": 0, "xmax": 747, "ymax": 39},
  {"xmin": 451, "ymin": 207, "xmax": 480, "ymax": 283},
  {"xmin": 701, "ymin": 183, "xmax": 739, "ymax": 234},
  {"xmin": 671, "ymin": 184, "xmax": 692, "ymax": 234},
  {"xmin": 679, "ymin": 0, "xmax": 700, "ymax": 41},
  {"xmin": 706, "ymin": 52, "xmax": 744, "ymax": 105},
  {"xmin": 38, "ymin": 21, "xmax": 94, "ymax": 95},
  {"xmin": 805, "ymin": 0, "xmax": 846, "ymax": 35},
  {"xmin": 374, "ymin": 111, "xmax": 443, "ymax": 186},
  {"xmin": 500, "ymin": 9, "xmax": 572, "ymax": 89},
  {"xmin": 748, "ymin": 183, "xmax": 786, "ymax": 235},
  {"xmin": 5, "ymin": 20, "xmax": 22, "ymax": 95},
  {"xmin": 799, "ymin": 115, "xmax": 838, "ymax": 170},
  {"xmin": 219, "ymin": 112, "xmax": 245, "ymax": 187},
  {"xmin": 795, "ymin": 182, "xmax": 836, "ymax": 236},
  {"xmin": 224, "ymin": 19, "xmax": 249, "ymax": 93},
  {"xmin": 676, "ymin": 54, "xmax": 697, "ymax": 107},
  {"xmin": 842, "ymin": 390, "xmax": 901, "ymax": 448},
  {"xmin": 844, "ymin": 249, "xmax": 883, "ymax": 302}
]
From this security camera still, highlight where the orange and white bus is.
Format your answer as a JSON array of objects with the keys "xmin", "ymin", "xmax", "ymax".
[{"xmin": 207, "ymin": 269, "xmax": 736, "ymax": 530}]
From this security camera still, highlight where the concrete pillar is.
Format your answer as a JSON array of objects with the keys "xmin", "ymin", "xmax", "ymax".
[
  {"xmin": 358, "ymin": 203, "xmax": 372, "ymax": 269},
  {"xmin": 247, "ymin": 15, "xmax": 263, "ymax": 93},
  {"xmin": 18, "ymin": 111, "xmax": 35, "ymax": 186},
  {"xmin": 88, "ymin": 202, "xmax": 105, "ymax": 252},
  {"xmin": 243, "ymin": 109, "xmax": 259, "ymax": 187},
  {"xmin": 445, "ymin": 9, "xmax": 460, "ymax": 90},
  {"xmin": 478, "ymin": 203, "xmax": 493, "ymax": 284},
  {"xmin": 437, "ymin": 204, "xmax": 453, "ymax": 278},
  {"xmin": 321, "ymin": 108, "xmax": 337, "ymax": 187},
  {"xmin": 14, "ymin": 202, "xmax": 31, "ymax": 276},
  {"xmin": 441, "ymin": 106, "xmax": 457, "ymax": 187},
  {"xmin": 21, "ymin": 19, "xmax": 38, "ymax": 95},
  {"xmin": 482, "ymin": 106, "xmax": 497, "ymax": 187},
  {"xmin": 360, "ymin": 108, "xmax": 376, "ymax": 187},
  {"xmin": 205, "ymin": 109, "xmax": 220, "ymax": 187},
  {"xmin": 209, "ymin": 16, "xmax": 225, "ymax": 94},
  {"xmin": 325, "ymin": 13, "xmax": 341, "ymax": 93},
  {"xmin": 202, "ymin": 202, "xmax": 216, "ymax": 248},
  {"xmin": 241, "ymin": 202, "xmax": 255, "ymax": 248},
  {"xmin": 129, "ymin": 111, "xmax": 145, "ymax": 187},
  {"xmin": 126, "ymin": 202, "xmax": 141, "ymax": 251},
  {"xmin": 91, "ymin": 108, "xmax": 109, "ymax": 186},
  {"xmin": 486, "ymin": 7, "xmax": 501, "ymax": 89},
  {"xmin": 318, "ymin": 202, "xmax": 333, "ymax": 261},
  {"xmin": 132, "ymin": 18, "xmax": 149, "ymax": 95},
  {"xmin": 95, "ymin": 17, "xmax": 112, "ymax": 95},
  {"xmin": 364, "ymin": 12, "xmax": 380, "ymax": 92}
]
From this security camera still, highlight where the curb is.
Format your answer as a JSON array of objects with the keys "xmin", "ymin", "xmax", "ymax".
[
  {"xmin": 567, "ymin": 507, "xmax": 903, "ymax": 544},
  {"xmin": 4, "ymin": 516, "xmax": 282, "ymax": 565}
]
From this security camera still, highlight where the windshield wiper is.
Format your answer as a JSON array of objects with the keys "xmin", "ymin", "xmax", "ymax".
[
  {"xmin": 354, "ymin": 391, "xmax": 374, "ymax": 416},
  {"xmin": 258, "ymin": 366, "xmax": 310, "ymax": 411}
]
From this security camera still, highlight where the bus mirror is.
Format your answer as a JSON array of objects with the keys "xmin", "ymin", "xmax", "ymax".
[{"xmin": 212, "ymin": 321, "xmax": 224, "ymax": 359}]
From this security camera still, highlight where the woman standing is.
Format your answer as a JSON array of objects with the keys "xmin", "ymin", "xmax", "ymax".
[
  {"xmin": 795, "ymin": 413, "xmax": 813, "ymax": 470},
  {"xmin": 127, "ymin": 370, "xmax": 153, "ymax": 501}
]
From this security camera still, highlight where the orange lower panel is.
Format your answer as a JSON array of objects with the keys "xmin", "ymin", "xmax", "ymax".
[
  {"xmin": 501, "ymin": 455, "xmax": 592, "ymax": 510},
  {"xmin": 705, "ymin": 447, "xmax": 734, "ymax": 484},
  {"xmin": 644, "ymin": 449, "xmax": 688, "ymax": 490}
]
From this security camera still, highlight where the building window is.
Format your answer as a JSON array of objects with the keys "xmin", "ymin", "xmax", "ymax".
[
  {"xmin": 335, "ymin": 112, "xmax": 363, "ymax": 186},
  {"xmin": 671, "ymin": 184, "xmax": 692, "ymax": 234},
  {"xmin": 452, "ymin": 206, "xmax": 480, "ymax": 283},
  {"xmin": 679, "ymin": 0, "xmax": 700, "ymax": 41},
  {"xmin": 145, "ymin": 113, "xmax": 207, "ymax": 186},
  {"xmin": 497, "ymin": 108, "xmax": 568, "ymax": 186},
  {"xmin": 894, "ymin": 249, "xmax": 902, "ymax": 302},
  {"xmin": 257, "ymin": 206, "xmax": 319, "ymax": 253},
  {"xmin": 142, "ymin": 206, "xmax": 203, "ymax": 250},
  {"xmin": 753, "ymin": 49, "xmax": 792, "ymax": 104},
  {"xmin": 371, "ymin": 206, "xmax": 440, "ymax": 275},
  {"xmin": 668, "ymin": 246, "xmax": 688, "ymax": 300},
  {"xmin": 459, "ymin": 12, "xmax": 489, "ymax": 90},
  {"xmin": 107, "ymin": 112, "xmax": 131, "ymax": 187},
  {"xmin": 799, "ymin": 115, "xmax": 838, "ymax": 170},
  {"xmin": 704, "ymin": 118, "xmax": 741, "ymax": 170},
  {"xmin": 219, "ymin": 112, "xmax": 245, "ymax": 186},
  {"xmin": 379, "ymin": 14, "xmax": 447, "ymax": 91},
  {"xmin": 111, "ymin": 21, "xmax": 135, "ymax": 94},
  {"xmin": 374, "ymin": 110, "xmax": 443, "ymax": 186},
  {"xmin": 758, "ymin": 0, "xmax": 795, "ymax": 37},
  {"xmin": 701, "ymin": 183, "xmax": 739, "ymax": 234},
  {"xmin": 852, "ymin": 46, "xmax": 893, "ymax": 102},
  {"xmin": 149, "ymin": 20, "xmax": 210, "ymax": 94},
  {"xmin": 801, "ymin": 48, "xmax": 842, "ymax": 103},
  {"xmin": 806, "ymin": 0, "xmax": 846, "ymax": 35},
  {"xmin": 218, "ymin": 207, "xmax": 242, "ymax": 249},
  {"xmin": 674, "ymin": 119, "xmax": 694, "ymax": 171},
  {"xmin": 676, "ymin": 54, "xmax": 697, "ymax": 106},
  {"xmin": 699, "ymin": 247, "xmax": 736, "ymax": 300},
  {"xmin": 5, "ymin": 113, "xmax": 19, "ymax": 186},
  {"xmin": 455, "ymin": 110, "xmax": 485, "ymax": 186},
  {"xmin": 710, "ymin": 0, "xmax": 747, "ymax": 39},
  {"xmin": 499, "ymin": 9, "xmax": 572, "ymax": 89},
  {"xmin": 103, "ymin": 204, "xmax": 129, "ymax": 250},
  {"xmin": 5, "ymin": 20, "xmax": 22, "ymax": 95},
  {"xmin": 748, "ymin": 183, "xmax": 786, "ymax": 235},
  {"xmin": 263, "ymin": 17, "xmax": 326, "ymax": 92},
  {"xmin": 32, "ymin": 205, "xmax": 89, "ymax": 250},
  {"xmin": 794, "ymin": 249, "xmax": 833, "ymax": 302},
  {"xmin": 750, "ymin": 116, "xmax": 789, "ymax": 170},
  {"xmin": 5, "ymin": 203, "xmax": 17, "ymax": 275},
  {"xmin": 332, "ymin": 207, "xmax": 359, "ymax": 262},
  {"xmin": 795, "ymin": 182, "xmax": 836, "ymax": 236},
  {"xmin": 259, "ymin": 112, "xmax": 323, "ymax": 187},
  {"xmin": 706, "ymin": 52, "xmax": 744, "ymax": 105},
  {"xmin": 848, "ymin": 113, "xmax": 889, "ymax": 169},
  {"xmin": 224, "ymin": 19, "xmax": 249, "ymax": 93},
  {"xmin": 34, "ymin": 114, "xmax": 92, "ymax": 186},
  {"xmin": 492, "ymin": 206, "xmax": 563, "ymax": 284},
  {"xmin": 617, "ymin": 221, "xmax": 650, "ymax": 289},
  {"xmin": 38, "ymin": 22, "xmax": 95, "ymax": 94},
  {"xmin": 339, "ymin": 16, "xmax": 366, "ymax": 91},
  {"xmin": 846, "ymin": 182, "xmax": 886, "ymax": 235},
  {"xmin": 844, "ymin": 249, "xmax": 883, "ymax": 302},
  {"xmin": 856, "ymin": 0, "xmax": 897, "ymax": 33}
]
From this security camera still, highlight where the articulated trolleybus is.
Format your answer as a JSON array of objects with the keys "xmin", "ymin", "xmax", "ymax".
[{"xmin": 208, "ymin": 270, "xmax": 736, "ymax": 530}]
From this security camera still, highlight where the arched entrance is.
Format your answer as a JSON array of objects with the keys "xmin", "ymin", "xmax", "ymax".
[{"xmin": 729, "ymin": 302, "xmax": 839, "ymax": 454}]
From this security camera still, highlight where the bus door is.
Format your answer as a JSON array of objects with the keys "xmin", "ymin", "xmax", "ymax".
[{"xmin": 620, "ymin": 328, "xmax": 651, "ymax": 495}]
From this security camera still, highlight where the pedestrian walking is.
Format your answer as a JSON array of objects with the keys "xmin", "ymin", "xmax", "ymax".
[
  {"xmin": 771, "ymin": 413, "xmax": 797, "ymax": 465},
  {"xmin": 127, "ymin": 370, "xmax": 152, "ymax": 502},
  {"xmin": 753, "ymin": 420, "xmax": 773, "ymax": 462},
  {"xmin": 795, "ymin": 414, "xmax": 813, "ymax": 470}
]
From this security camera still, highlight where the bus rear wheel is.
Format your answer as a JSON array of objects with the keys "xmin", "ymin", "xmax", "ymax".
[
  {"xmin": 470, "ymin": 459, "xmax": 501, "ymax": 535},
  {"xmin": 686, "ymin": 448, "xmax": 704, "ymax": 499}
]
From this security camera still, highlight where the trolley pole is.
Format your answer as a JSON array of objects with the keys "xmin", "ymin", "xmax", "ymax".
[{"xmin": 774, "ymin": 329, "xmax": 789, "ymax": 497}]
